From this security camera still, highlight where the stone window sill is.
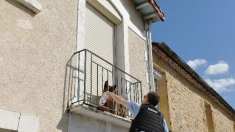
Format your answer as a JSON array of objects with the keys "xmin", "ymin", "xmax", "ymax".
[{"xmin": 14, "ymin": 0, "xmax": 42, "ymax": 13}]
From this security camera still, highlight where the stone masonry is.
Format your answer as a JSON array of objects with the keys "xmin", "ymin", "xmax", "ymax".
[{"xmin": 152, "ymin": 46, "xmax": 235, "ymax": 132}]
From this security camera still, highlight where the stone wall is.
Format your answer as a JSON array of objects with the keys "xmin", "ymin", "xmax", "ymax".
[{"xmin": 153, "ymin": 50, "xmax": 235, "ymax": 132}]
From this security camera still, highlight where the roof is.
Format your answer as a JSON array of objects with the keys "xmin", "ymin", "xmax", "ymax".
[
  {"xmin": 152, "ymin": 42, "xmax": 235, "ymax": 117},
  {"xmin": 131, "ymin": 0, "xmax": 165, "ymax": 22}
]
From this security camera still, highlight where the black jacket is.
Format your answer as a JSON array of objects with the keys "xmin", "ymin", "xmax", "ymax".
[{"xmin": 129, "ymin": 104, "xmax": 164, "ymax": 132}]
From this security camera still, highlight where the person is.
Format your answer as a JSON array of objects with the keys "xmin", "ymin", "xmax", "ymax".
[{"xmin": 106, "ymin": 91, "xmax": 169, "ymax": 132}]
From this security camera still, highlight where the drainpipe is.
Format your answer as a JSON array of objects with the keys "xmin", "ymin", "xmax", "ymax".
[{"xmin": 145, "ymin": 20, "xmax": 154, "ymax": 91}]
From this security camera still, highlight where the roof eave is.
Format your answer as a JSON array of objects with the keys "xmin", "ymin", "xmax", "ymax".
[
  {"xmin": 149, "ymin": 0, "xmax": 165, "ymax": 21},
  {"xmin": 132, "ymin": 0, "xmax": 165, "ymax": 23}
]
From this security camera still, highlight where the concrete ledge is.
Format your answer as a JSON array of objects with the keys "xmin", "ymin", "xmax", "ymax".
[
  {"xmin": 18, "ymin": 114, "xmax": 39, "ymax": 132},
  {"xmin": 0, "ymin": 109, "xmax": 20, "ymax": 131},
  {"xmin": 0, "ymin": 109, "xmax": 39, "ymax": 132},
  {"xmin": 14, "ymin": 0, "xmax": 42, "ymax": 13},
  {"xmin": 69, "ymin": 104, "xmax": 131, "ymax": 128}
]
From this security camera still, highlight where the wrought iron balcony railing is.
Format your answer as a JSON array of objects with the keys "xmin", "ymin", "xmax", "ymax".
[{"xmin": 66, "ymin": 49, "xmax": 142, "ymax": 118}]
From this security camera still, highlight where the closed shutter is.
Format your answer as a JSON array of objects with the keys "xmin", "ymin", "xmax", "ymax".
[
  {"xmin": 84, "ymin": 3, "xmax": 114, "ymax": 64},
  {"xmin": 84, "ymin": 3, "xmax": 115, "ymax": 105}
]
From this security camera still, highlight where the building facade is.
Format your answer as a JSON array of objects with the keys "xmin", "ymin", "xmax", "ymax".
[
  {"xmin": 0, "ymin": 0, "xmax": 165, "ymax": 131},
  {"xmin": 152, "ymin": 42, "xmax": 235, "ymax": 132}
]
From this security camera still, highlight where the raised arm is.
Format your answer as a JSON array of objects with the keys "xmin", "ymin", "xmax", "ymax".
[{"xmin": 107, "ymin": 92, "xmax": 127, "ymax": 107}]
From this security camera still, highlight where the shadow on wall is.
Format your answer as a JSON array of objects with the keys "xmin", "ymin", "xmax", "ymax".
[
  {"xmin": 5, "ymin": 0, "xmax": 36, "ymax": 17},
  {"xmin": 62, "ymin": 54, "xmax": 78, "ymax": 113},
  {"xmin": 57, "ymin": 54, "xmax": 79, "ymax": 131},
  {"xmin": 57, "ymin": 113, "xmax": 69, "ymax": 132}
]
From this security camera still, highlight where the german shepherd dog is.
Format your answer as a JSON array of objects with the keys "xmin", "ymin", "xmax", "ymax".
[{"xmin": 99, "ymin": 81, "xmax": 127, "ymax": 118}]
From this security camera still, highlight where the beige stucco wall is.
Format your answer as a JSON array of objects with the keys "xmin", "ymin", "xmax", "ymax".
[
  {"xmin": 153, "ymin": 51, "xmax": 235, "ymax": 132},
  {"xmin": 0, "ymin": 0, "xmax": 77, "ymax": 131},
  {"xmin": 128, "ymin": 28, "xmax": 148, "ymax": 100},
  {"xmin": 0, "ymin": 0, "xmax": 150, "ymax": 131}
]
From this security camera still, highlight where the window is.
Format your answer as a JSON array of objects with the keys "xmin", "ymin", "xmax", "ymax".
[
  {"xmin": 154, "ymin": 78, "xmax": 159, "ymax": 110},
  {"xmin": 204, "ymin": 101, "xmax": 215, "ymax": 132},
  {"xmin": 233, "ymin": 122, "xmax": 235, "ymax": 132},
  {"xmin": 154, "ymin": 78, "xmax": 159, "ymax": 93},
  {"xmin": 153, "ymin": 69, "xmax": 170, "ymax": 130}
]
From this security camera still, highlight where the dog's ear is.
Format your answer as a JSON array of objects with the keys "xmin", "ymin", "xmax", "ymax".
[
  {"xmin": 104, "ymin": 81, "xmax": 108, "ymax": 91},
  {"xmin": 108, "ymin": 85, "xmax": 116, "ymax": 92}
]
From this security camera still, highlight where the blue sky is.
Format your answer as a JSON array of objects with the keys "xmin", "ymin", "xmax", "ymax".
[{"xmin": 151, "ymin": 1, "xmax": 235, "ymax": 109}]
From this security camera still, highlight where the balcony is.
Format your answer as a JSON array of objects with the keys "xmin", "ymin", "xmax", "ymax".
[{"xmin": 65, "ymin": 49, "xmax": 142, "ymax": 127}]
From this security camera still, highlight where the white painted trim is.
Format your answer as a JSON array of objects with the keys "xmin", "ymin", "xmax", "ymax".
[
  {"xmin": 145, "ymin": 50, "xmax": 147, "ymax": 62},
  {"xmin": 74, "ymin": 0, "xmax": 86, "ymax": 105},
  {"xmin": 123, "ymin": 16, "xmax": 130, "ymax": 101},
  {"xmin": 0, "ymin": 109, "xmax": 20, "ymax": 131},
  {"xmin": 86, "ymin": 0, "xmax": 121, "ymax": 25},
  {"xmin": 109, "ymin": 1, "xmax": 129, "ymax": 70},
  {"xmin": 124, "ymin": 17, "xmax": 130, "ymax": 74},
  {"xmin": 114, "ymin": 26, "xmax": 118, "ymax": 68},
  {"xmin": 146, "ymin": 71, "xmax": 149, "ymax": 84},
  {"xmin": 153, "ymin": 68, "xmax": 162, "ymax": 80},
  {"xmin": 14, "ymin": 0, "xmax": 42, "ymax": 13},
  {"xmin": 77, "ymin": 0, "xmax": 86, "ymax": 51},
  {"xmin": 0, "ymin": 109, "xmax": 39, "ymax": 132},
  {"xmin": 18, "ymin": 114, "xmax": 39, "ymax": 132}
]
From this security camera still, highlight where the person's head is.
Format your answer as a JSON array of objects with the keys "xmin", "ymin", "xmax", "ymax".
[{"xmin": 142, "ymin": 91, "xmax": 160, "ymax": 106}]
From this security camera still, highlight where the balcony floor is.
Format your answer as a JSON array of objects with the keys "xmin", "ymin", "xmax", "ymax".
[{"xmin": 68, "ymin": 104, "xmax": 131, "ymax": 128}]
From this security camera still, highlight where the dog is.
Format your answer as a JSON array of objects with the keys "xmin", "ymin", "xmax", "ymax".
[
  {"xmin": 102, "ymin": 81, "xmax": 117, "ymax": 115},
  {"xmin": 101, "ymin": 81, "xmax": 127, "ymax": 118}
]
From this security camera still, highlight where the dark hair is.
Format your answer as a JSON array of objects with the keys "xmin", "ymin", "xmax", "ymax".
[{"xmin": 147, "ymin": 91, "xmax": 160, "ymax": 106}]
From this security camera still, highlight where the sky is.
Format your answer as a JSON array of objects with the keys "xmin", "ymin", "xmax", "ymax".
[{"xmin": 151, "ymin": 1, "xmax": 235, "ymax": 109}]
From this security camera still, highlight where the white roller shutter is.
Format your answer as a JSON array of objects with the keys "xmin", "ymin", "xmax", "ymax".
[
  {"xmin": 84, "ymin": 3, "xmax": 114, "ymax": 64},
  {"xmin": 84, "ymin": 3, "xmax": 115, "ymax": 105}
]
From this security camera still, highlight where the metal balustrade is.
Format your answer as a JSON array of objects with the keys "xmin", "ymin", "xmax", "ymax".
[{"xmin": 66, "ymin": 49, "xmax": 142, "ymax": 118}]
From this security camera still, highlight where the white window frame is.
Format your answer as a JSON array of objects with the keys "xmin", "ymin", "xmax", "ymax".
[{"xmin": 153, "ymin": 68, "xmax": 162, "ymax": 110}]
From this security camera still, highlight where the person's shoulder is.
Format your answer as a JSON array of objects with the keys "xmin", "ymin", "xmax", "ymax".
[
  {"xmin": 127, "ymin": 101, "xmax": 141, "ymax": 118},
  {"xmin": 129, "ymin": 101, "xmax": 140, "ymax": 105},
  {"xmin": 127, "ymin": 101, "xmax": 140, "ymax": 108}
]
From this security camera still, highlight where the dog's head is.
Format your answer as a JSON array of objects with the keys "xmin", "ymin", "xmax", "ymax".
[{"xmin": 103, "ymin": 81, "xmax": 116, "ymax": 93}]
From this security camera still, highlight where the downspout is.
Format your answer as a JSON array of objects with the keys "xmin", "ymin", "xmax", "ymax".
[{"xmin": 145, "ymin": 20, "xmax": 154, "ymax": 91}]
